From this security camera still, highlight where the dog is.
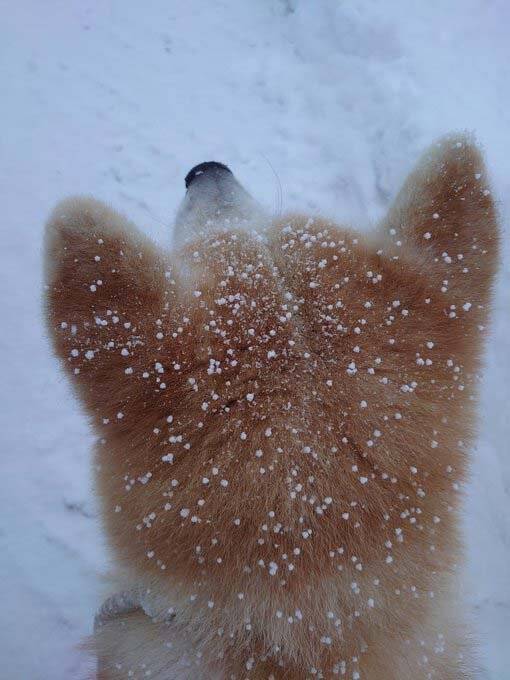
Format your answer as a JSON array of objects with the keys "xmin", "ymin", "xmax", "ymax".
[{"xmin": 44, "ymin": 134, "xmax": 499, "ymax": 679}]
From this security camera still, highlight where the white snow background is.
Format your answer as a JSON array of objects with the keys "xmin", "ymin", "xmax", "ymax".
[{"xmin": 1, "ymin": 1, "xmax": 509, "ymax": 678}]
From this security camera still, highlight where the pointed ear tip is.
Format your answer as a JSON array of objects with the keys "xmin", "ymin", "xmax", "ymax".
[
  {"xmin": 432, "ymin": 130, "xmax": 477, "ymax": 149},
  {"xmin": 43, "ymin": 195, "xmax": 114, "ymax": 286},
  {"xmin": 428, "ymin": 132, "xmax": 486, "ymax": 171},
  {"xmin": 46, "ymin": 195, "xmax": 110, "ymax": 231}
]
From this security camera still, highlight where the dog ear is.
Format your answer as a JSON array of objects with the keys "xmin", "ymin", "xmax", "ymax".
[
  {"xmin": 380, "ymin": 134, "xmax": 499, "ymax": 307},
  {"xmin": 44, "ymin": 197, "xmax": 179, "ymax": 428}
]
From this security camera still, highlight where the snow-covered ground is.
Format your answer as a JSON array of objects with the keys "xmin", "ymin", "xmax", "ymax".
[{"xmin": 1, "ymin": 1, "xmax": 509, "ymax": 678}]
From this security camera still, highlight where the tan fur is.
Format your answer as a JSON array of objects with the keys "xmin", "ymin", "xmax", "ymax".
[{"xmin": 44, "ymin": 135, "xmax": 499, "ymax": 679}]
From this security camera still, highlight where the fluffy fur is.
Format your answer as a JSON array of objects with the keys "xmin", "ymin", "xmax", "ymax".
[{"xmin": 44, "ymin": 134, "xmax": 499, "ymax": 679}]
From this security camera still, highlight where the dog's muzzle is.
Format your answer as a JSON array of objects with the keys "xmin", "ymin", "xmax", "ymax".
[{"xmin": 173, "ymin": 160, "xmax": 267, "ymax": 247}]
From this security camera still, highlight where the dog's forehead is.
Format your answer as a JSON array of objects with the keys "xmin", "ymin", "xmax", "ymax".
[
  {"xmin": 178, "ymin": 217, "xmax": 361, "ymax": 291},
  {"xmin": 176, "ymin": 217, "xmax": 374, "ymax": 332},
  {"xmin": 165, "ymin": 221, "xmax": 382, "ymax": 411},
  {"xmin": 162, "ymin": 216, "xmax": 449, "ymax": 449}
]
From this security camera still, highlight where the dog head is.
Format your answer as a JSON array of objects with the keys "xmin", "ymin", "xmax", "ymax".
[{"xmin": 45, "ymin": 134, "xmax": 499, "ymax": 671}]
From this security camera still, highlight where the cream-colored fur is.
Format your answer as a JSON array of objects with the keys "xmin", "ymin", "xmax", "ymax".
[{"xmin": 44, "ymin": 135, "xmax": 499, "ymax": 679}]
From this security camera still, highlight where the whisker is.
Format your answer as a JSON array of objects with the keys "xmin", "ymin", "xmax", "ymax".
[{"xmin": 260, "ymin": 153, "xmax": 284, "ymax": 218}]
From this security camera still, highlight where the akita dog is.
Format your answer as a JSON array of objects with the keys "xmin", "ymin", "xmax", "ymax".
[{"xmin": 44, "ymin": 135, "xmax": 499, "ymax": 679}]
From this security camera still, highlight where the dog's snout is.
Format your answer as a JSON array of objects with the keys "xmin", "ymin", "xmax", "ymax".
[
  {"xmin": 173, "ymin": 160, "xmax": 267, "ymax": 248},
  {"xmin": 184, "ymin": 161, "xmax": 232, "ymax": 189}
]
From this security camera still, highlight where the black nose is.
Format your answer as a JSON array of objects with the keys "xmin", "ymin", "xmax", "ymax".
[{"xmin": 184, "ymin": 161, "xmax": 232, "ymax": 189}]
